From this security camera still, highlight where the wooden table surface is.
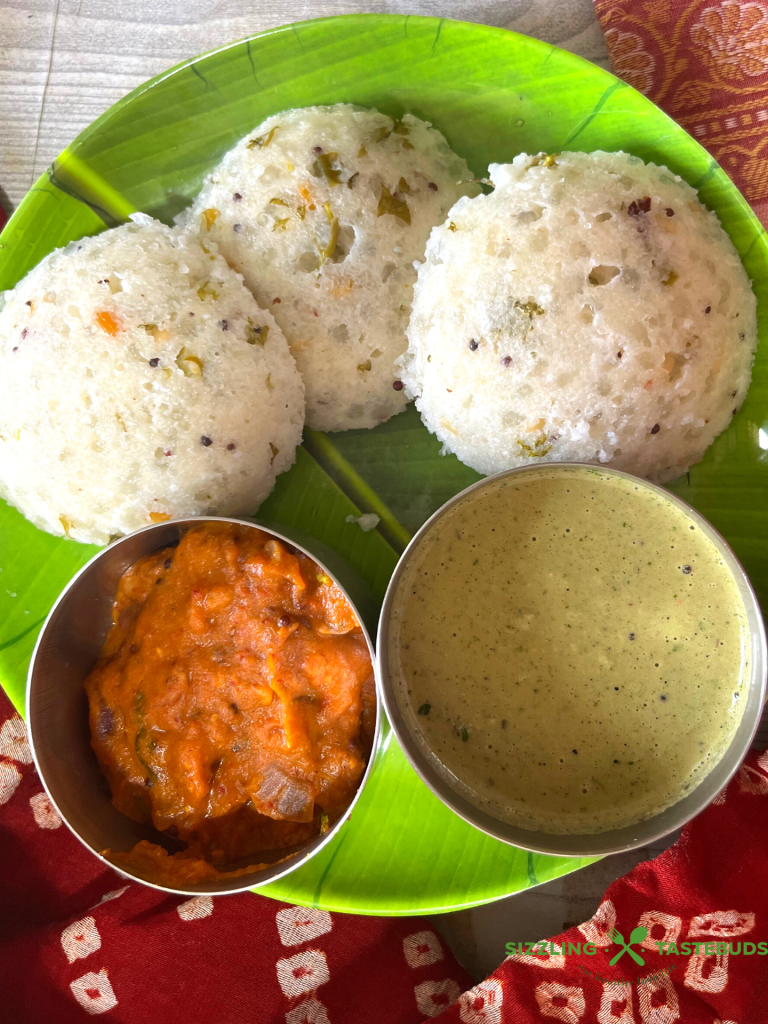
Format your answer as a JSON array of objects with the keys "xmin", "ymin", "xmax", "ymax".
[
  {"xmin": 0, "ymin": 0, "xmax": 611, "ymax": 216},
  {"xmin": 2, "ymin": 0, "xmax": 766, "ymax": 983}
]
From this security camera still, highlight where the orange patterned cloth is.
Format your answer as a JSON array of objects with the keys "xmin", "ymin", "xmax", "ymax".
[{"xmin": 594, "ymin": 0, "xmax": 768, "ymax": 226}]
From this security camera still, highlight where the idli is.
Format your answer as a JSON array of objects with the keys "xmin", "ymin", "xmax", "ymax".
[
  {"xmin": 399, "ymin": 151, "xmax": 757, "ymax": 483},
  {"xmin": 187, "ymin": 104, "xmax": 478, "ymax": 432},
  {"xmin": 0, "ymin": 215, "xmax": 304, "ymax": 545}
]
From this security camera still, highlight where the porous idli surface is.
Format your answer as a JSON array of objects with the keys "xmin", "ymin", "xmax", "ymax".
[
  {"xmin": 399, "ymin": 151, "xmax": 757, "ymax": 482},
  {"xmin": 187, "ymin": 104, "xmax": 478, "ymax": 432},
  {"xmin": 0, "ymin": 216, "xmax": 304, "ymax": 545}
]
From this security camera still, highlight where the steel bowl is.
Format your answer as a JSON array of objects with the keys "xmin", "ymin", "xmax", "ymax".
[
  {"xmin": 377, "ymin": 463, "xmax": 767, "ymax": 858},
  {"xmin": 27, "ymin": 516, "xmax": 380, "ymax": 896}
]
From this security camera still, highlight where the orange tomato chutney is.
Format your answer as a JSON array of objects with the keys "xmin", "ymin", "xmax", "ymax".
[{"xmin": 84, "ymin": 522, "xmax": 375, "ymax": 883}]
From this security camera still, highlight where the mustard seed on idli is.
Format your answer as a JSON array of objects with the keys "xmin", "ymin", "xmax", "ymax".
[
  {"xmin": 0, "ymin": 216, "xmax": 304, "ymax": 545},
  {"xmin": 399, "ymin": 151, "xmax": 757, "ymax": 483},
  {"xmin": 187, "ymin": 104, "xmax": 478, "ymax": 432}
]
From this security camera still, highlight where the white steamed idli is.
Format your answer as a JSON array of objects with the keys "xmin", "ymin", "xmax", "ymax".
[
  {"xmin": 0, "ymin": 215, "xmax": 304, "ymax": 545},
  {"xmin": 187, "ymin": 104, "xmax": 478, "ymax": 432},
  {"xmin": 399, "ymin": 150, "xmax": 757, "ymax": 483}
]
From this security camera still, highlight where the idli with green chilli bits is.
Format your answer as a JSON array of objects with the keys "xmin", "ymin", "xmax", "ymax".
[
  {"xmin": 187, "ymin": 104, "xmax": 478, "ymax": 432},
  {"xmin": 399, "ymin": 151, "xmax": 757, "ymax": 483},
  {"xmin": 0, "ymin": 215, "xmax": 304, "ymax": 545}
]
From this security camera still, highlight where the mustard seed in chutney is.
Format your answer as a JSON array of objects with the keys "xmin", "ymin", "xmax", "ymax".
[{"xmin": 389, "ymin": 466, "xmax": 750, "ymax": 834}]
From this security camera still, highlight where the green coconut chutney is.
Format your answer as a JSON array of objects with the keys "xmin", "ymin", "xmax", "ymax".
[{"xmin": 390, "ymin": 466, "xmax": 749, "ymax": 834}]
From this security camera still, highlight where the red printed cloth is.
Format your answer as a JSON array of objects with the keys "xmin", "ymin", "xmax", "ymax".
[
  {"xmin": 4, "ymin": 666, "xmax": 768, "ymax": 1022},
  {"xmin": 595, "ymin": 0, "xmax": 768, "ymax": 227},
  {"xmin": 427, "ymin": 747, "xmax": 768, "ymax": 1023},
  {"xmin": 0, "ymin": 688, "xmax": 472, "ymax": 1022}
]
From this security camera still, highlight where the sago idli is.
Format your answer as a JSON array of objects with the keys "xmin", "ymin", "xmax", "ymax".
[
  {"xmin": 187, "ymin": 104, "xmax": 478, "ymax": 431},
  {"xmin": 399, "ymin": 151, "xmax": 757, "ymax": 483},
  {"xmin": 0, "ymin": 216, "xmax": 304, "ymax": 545}
]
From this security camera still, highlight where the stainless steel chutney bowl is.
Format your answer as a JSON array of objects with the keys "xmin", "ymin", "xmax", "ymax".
[
  {"xmin": 27, "ymin": 516, "xmax": 380, "ymax": 896},
  {"xmin": 376, "ymin": 463, "xmax": 767, "ymax": 858}
]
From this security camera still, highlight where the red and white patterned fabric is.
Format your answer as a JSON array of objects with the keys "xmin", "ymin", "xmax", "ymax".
[
  {"xmin": 427, "ymin": 746, "xmax": 768, "ymax": 1022},
  {"xmin": 0, "ymin": 685, "xmax": 472, "ymax": 1022},
  {"xmin": 4, "ymin": 690, "xmax": 768, "ymax": 1022}
]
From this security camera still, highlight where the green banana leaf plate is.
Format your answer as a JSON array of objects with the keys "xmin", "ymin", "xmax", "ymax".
[{"xmin": 1, "ymin": 14, "xmax": 766, "ymax": 915}]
